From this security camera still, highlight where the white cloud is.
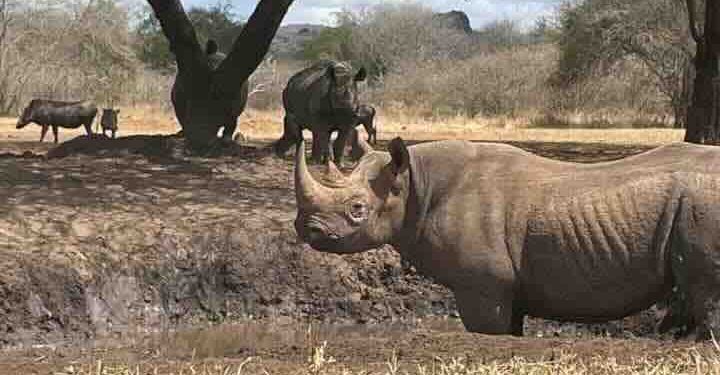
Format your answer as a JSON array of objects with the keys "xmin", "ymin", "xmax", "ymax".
[{"xmin": 186, "ymin": 0, "xmax": 562, "ymax": 29}]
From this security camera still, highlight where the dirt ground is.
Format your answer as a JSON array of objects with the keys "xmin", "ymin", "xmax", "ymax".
[
  {"xmin": 0, "ymin": 319, "xmax": 706, "ymax": 374},
  {"xmin": 0, "ymin": 115, "xmax": 706, "ymax": 374}
]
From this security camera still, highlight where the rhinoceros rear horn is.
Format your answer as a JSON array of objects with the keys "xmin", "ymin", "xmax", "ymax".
[{"xmin": 388, "ymin": 137, "xmax": 409, "ymax": 175}]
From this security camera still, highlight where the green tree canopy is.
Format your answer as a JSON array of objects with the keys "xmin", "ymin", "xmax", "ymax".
[{"xmin": 134, "ymin": 1, "xmax": 244, "ymax": 72}]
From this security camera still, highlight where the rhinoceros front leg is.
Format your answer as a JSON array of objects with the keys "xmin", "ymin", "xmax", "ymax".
[
  {"xmin": 311, "ymin": 129, "xmax": 331, "ymax": 164},
  {"xmin": 221, "ymin": 117, "xmax": 239, "ymax": 141},
  {"xmin": 455, "ymin": 288, "xmax": 521, "ymax": 336},
  {"xmin": 274, "ymin": 114, "xmax": 301, "ymax": 157}
]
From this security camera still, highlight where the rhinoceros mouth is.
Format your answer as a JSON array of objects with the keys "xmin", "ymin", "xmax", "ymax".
[{"xmin": 296, "ymin": 218, "xmax": 340, "ymax": 243}]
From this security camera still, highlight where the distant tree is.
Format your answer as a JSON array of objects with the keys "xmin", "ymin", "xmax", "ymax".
[
  {"xmin": 529, "ymin": 16, "xmax": 560, "ymax": 44},
  {"xmin": 134, "ymin": 5, "xmax": 173, "ymax": 71},
  {"xmin": 135, "ymin": 1, "xmax": 243, "ymax": 72},
  {"xmin": 0, "ymin": 0, "xmax": 137, "ymax": 114},
  {"xmin": 684, "ymin": 0, "xmax": 720, "ymax": 143},
  {"xmin": 477, "ymin": 20, "xmax": 525, "ymax": 49},
  {"xmin": 555, "ymin": 0, "xmax": 693, "ymax": 128},
  {"xmin": 300, "ymin": 24, "xmax": 353, "ymax": 62}
]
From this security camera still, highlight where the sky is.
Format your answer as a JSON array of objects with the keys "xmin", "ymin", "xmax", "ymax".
[{"xmin": 182, "ymin": 0, "xmax": 564, "ymax": 29}]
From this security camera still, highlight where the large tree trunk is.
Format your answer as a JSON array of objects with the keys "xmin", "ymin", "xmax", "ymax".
[
  {"xmin": 147, "ymin": 0, "xmax": 293, "ymax": 151},
  {"xmin": 685, "ymin": 0, "xmax": 720, "ymax": 143}
]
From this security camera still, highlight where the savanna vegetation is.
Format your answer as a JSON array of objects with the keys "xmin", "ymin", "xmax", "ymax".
[
  {"xmin": 0, "ymin": 0, "xmax": 700, "ymax": 131},
  {"xmin": 4, "ymin": 0, "xmax": 720, "ymax": 374}
]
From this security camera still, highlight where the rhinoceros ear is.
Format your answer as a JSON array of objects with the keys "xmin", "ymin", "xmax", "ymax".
[
  {"xmin": 354, "ymin": 67, "xmax": 367, "ymax": 82},
  {"xmin": 388, "ymin": 137, "xmax": 409, "ymax": 175}
]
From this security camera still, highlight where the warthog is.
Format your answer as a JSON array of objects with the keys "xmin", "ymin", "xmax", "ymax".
[
  {"xmin": 274, "ymin": 60, "xmax": 367, "ymax": 164},
  {"xmin": 16, "ymin": 99, "xmax": 97, "ymax": 144},
  {"xmin": 171, "ymin": 39, "xmax": 249, "ymax": 140},
  {"xmin": 294, "ymin": 139, "xmax": 720, "ymax": 339},
  {"xmin": 100, "ymin": 108, "xmax": 119, "ymax": 139}
]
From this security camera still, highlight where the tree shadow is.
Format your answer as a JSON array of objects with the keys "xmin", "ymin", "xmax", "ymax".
[{"xmin": 46, "ymin": 134, "xmax": 274, "ymax": 161}]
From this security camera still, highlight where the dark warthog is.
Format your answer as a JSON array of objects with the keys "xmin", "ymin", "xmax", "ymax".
[
  {"xmin": 100, "ymin": 108, "xmax": 120, "ymax": 139},
  {"xmin": 294, "ymin": 139, "xmax": 720, "ymax": 340},
  {"xmin": 16, "ymin": 99, "xmax": 97, "ymax": 143},
  {"xmin": 274, "ymin": 60, "xmax": 367, "ymax": 163},
  {"xmin": 171, "ymin": 39, "xmax": 249, "ymax": 141}
]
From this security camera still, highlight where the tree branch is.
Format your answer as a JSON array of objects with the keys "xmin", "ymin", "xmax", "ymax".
[
  {"xmin": 215, "ymin": 0, "xmax": 294, "ymax": 92},
  {"xmin": 146, "ymin": 0, "xmax": 206, "ymax": 75},
  {"xmin": 686, "ymin": 0, "xmax": 702, "ymax": 44}
]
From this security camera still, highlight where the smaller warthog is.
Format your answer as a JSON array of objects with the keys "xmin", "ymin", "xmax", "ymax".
[
  {"xmin": 274, "ymin": 60, "xmax": 367, "ymax": 164},
  {"xmin": 16, "ymin": 99, "xmax": 97, "ymax": 144},
  {"xmin": 100, "ymin": 108, "xmax": 120, "ymax": 138}
]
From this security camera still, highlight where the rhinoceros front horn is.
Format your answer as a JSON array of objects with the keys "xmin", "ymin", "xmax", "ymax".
[{"xmin": 295, "ymin": 139, "xmax": 333, "ymax": 206}]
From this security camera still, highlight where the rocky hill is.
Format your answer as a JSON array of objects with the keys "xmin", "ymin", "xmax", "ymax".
[
  {"xmin": 432, "ymin": 11, "xmax": 473, "ymax": 34},
  {"xmin": 268, "ymin": 10, "xmax": 475, "ymax": 60},
  {"xmin": 270, "ymin": 23, "xmax": 327, "ymax": 59}
]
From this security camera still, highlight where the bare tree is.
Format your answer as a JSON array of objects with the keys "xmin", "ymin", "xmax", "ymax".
[
  {"xmin": 147, "ymin": 0, "xmax": 293, "ymax": 151},
  {"xmin": 684, "ymin": 0, "xmax": 720, "ymax": 143},
  {"xmin": 555, "ymin": 0, "xmax": 693, "ymax": 128},
  {"xmin": 604, "ymin": 0, "xmax": 693, "ymax": 128}
]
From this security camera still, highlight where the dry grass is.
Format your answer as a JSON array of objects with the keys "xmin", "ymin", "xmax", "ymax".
[
  {"xmin": 0, "ymin": 106, "xmax": 685, "ymax": 146},
  {"xmin": 49, "ymin": 344, "xmax": 720, "ymax": 375}
]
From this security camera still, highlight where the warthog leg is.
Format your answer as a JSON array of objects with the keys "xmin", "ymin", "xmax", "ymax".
[{"xmin": 39, "ymin": 125, "xmax": 49, "ymax": 143}]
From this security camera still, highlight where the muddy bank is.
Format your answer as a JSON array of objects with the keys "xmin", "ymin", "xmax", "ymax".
[{"xmin": 0, "ymin": 139, "xmax": 657, "ymax": 348}]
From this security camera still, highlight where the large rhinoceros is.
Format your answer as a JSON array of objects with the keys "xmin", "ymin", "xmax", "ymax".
[
  {"xmin": 274, "ymin": 60, "xmax": 367, "ymax": 164},
  {"xmin": 293, "ymin": 138, "xmax": 720, "ymax": 339}
]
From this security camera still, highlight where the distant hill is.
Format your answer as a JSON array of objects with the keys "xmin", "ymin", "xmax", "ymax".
[
  {"xmin": 267, "ymin": 10, "xmax": 475, "ymax": 60},
  {"xmin": 432, "ymin": 11, "xmax": 473, "ymax": 35},
  {"xmin": 270, "ymin": 24, "xmax": 327, "ymax": 60}
]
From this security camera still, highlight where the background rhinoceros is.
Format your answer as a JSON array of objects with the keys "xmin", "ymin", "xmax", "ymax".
[{"xmin": 274, "ymin": 60, "xmax": 367, "ymax": 164}]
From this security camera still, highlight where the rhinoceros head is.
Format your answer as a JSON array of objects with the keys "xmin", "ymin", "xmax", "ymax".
[
  {"xmin": 327, "ymin": 62, "xmax": 367, "ymax": 118},
  {"xmin": 294, "ymin": 137, "xmax": 410, "ymax": 253}
]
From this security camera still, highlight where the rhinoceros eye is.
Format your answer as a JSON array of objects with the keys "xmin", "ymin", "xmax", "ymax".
[{"xmin": 347, "ymin": 201, "xmax": 368, "ymax": 223}]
